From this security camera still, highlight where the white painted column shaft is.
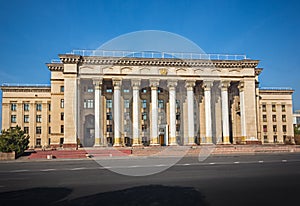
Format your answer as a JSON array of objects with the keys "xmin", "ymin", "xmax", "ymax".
[
  {"xmin": 221, "ymin": 82, "xmax": 230, "ymax": 144},
  {"xmin": 132, "ymin": 80, "xmax": 140, "ymax": 146}
]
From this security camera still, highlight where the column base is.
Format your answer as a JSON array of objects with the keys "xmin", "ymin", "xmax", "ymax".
[
  {"xmin": 62, "ymin": 143, "xmax": 78, "ymax": 149},
  {"xmin": 132, "ymin": 138, "xmax": 140, "ymax": 146},
  {"xmin": 169, "ymin": 137, "xmax": 177, "ymax": 146},
  {"xmin": 222, "ymin": 136, "xmax": 231, "ymax": 144},
  {"xmin": 169, "ymin": 142, "xmax": 178, "ymax": 146},
  {"xmin": 150, "ymin": 143, "xmax": 160, "ymax": 146}
]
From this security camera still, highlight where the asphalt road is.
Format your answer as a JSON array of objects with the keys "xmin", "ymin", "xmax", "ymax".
[{"xmin": 0, "ymin": 153, "xmax": 300, "ymax": 206}]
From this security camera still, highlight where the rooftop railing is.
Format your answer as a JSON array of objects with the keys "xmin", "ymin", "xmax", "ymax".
[
  {"xmin": 68, "ymin": 49, "xmax": 247, "ymax": 60},
  {"xmin": 260, "ymin": 87, "xmax": 293, "ymax": 91},
  {"xmin": 1, "ymin": 83, "xmax": 50, "ymax": 87}
]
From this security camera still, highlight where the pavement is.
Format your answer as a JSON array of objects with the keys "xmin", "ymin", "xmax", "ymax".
[{"xmin": 0, "ymin": 153, "xmax": 300, "ymax": 206}]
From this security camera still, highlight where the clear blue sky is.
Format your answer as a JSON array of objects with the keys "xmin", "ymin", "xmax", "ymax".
[{"xmin": 0, "ymin": 0, "xmax": 299, "ymax": 125}]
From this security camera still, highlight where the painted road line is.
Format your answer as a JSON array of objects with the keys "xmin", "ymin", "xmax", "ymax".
[
  {"xmin": 282, "ymin": 160, "xmax": 287, "ymax": 162},
  {"xmin": 70, "ymin": 167, "xmax": 87, "ymax": 171},
  {"xmin": 10, "ymin": 170, "xmax": 29, "ymax": 173},
  {"xmin": 234, "ymin": 161, "xmax": 240, "ymax": 164},
  {"xmin": 40, "ymin": 169, "xmax": 56, "ymax": 172},
  {"xmin": 258, "ymin": 161, "xmax": 264, "ymax": 163}
]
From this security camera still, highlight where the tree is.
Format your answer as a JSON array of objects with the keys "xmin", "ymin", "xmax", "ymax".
[{"xmin": 0, "ymin": 126, "xmax": 30, "ymax": 155}]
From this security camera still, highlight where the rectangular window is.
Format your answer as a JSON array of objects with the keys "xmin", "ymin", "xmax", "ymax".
[
  {"xmin": 60, "ymin": 86, "xmax": 64, "ymax": 92},
  {"xmin": 123, "ymin": 89, "xmax": 130, "ymax": 93},
  {"xmin": 273, "ymin": 135, "xmax": 278, "ymax": 143},
  {"xmin": 263, "ymin": 135, "xmax": 268, "ymax": 143},
  {"xmin": 176, "ymin": 124, "xmax": 180, "ymax": 132},
  {"xmin": 282, "ymin": 105, "xmax": 286, "ymax": 112},
  {"xmin": 273, "ymin": 125, "xmax": 277, "ymax": 132},
  {"xmin": 142, "ymin": 88, "xmax": 147, "ymax": 93},
  {"xmin": 158, "ymin": 100, "xmax": 164, "ymax": 109},
  {"xmin": 124, "ymin": 99, "xmax": 130, "ymax": 108},
  {"xmin": 176, "ymin": 100, "xmax": 180, "ymax": 109},
  {"xmin": 60, "ymin": 138, "xmax": 64, "ymax": 145},
  {"xmin": 282, "ymin": 115, "xmax": 286, "ymax": 122},
  {"xmin": 24, "ymin": 103, "xmax": 29, "ymax": 111},
  {"xmin": 24, "ymin": 115, "xmax": 29, "ymax": 123},
  {"xmin": 11, "ymin": 115, "xmax": 16, "ymax": 123},
  {"xmin": 263, "ymin": 115, "xmax": 267, "ymax": 122},
  {"xmin": 60, "ymin": 99, "xmax": 64, "ymax": 108},
  {"xmin": 48, "ymin": 115, "xmax": 51, "ymax": 123},
  {"xmin": 124, "ymin": 125, "xmax": 130, "ymax": 132},
  {"xmin": 48, "ymin": 127, "xmax": 51, "ymax": 134},
  {"xmin": 272, "ymin": 104, "xmax": 276, "ymax": 112},
  {"xmin": 61, "ymin": 125, "xmax": 64, "ymax": 133},
  {"xmin": 61, "ymin": 112, "xmax": 64, "ymax": 121},
  {"xmin": 87, "ymin": 86, "xmax": 94, "ymax": 93},
  {"xmin": 142, "ymin": 124, "xmax": 147, "ymax": 131},
  {"xmin": 283, "ymin": 125, "xmax": 287, "ymax": 132},
  {"xmin": 36, "ymin": 126, "xmax": 41, "ymax": 134},
  {"xmin": 106, "ymin": 125, "xmax": 113, "ymax": 132},
  {"xmin": 263, "ymin": 125, "xmax": 267, "ymax": 132},
  {"xmin": 36, "ymin": 115, "xmax": 42, "ymax": 123},
  {"xmin": 24, "ymin": 127, "xmax": 29, "ymax": 134},
  {"xmin": 142, "ymin": 100, "xmax": 147, "ymax": 108},
  {"xmin": 48, "ymin": 103, "xmax": 51, "ymax": 111},
  {"xmin": 84, "ymin": 99, "xmax": 94, "ymax": 109},
  {"xmin": 36, "ymin": 103, "xmax": 42, "ymax": 111},
  {"xmin": 106, "ymin": 112, "xmax": 113, "ymax": 120},
  {"xmin": 262, "ymin": 104, "xmax": 266, "ymax": 112},
  {"xmin": 272, "ymin": 115, "xmax": 276, "ymax": 122},
  {"xmin": 124, "ymin": 112, "xmax": 130, "ymax": 120},
  {"xmin": 11, "ymin": 103, "xmax": 17, "ymax": 111},
  {"xmin": 176, "ymin": 113, "xmax": 180, "ymax": 120},
  {"xmin": 36, "ymin": 138, "xmax": 41, "ymax": 146},
  {"xmin": 106, "ymin": 88, "xmax": 112, "ymax": 93},
  {"xmin": 106, "ymin": 99, "xmax": 112, "ymax": 108},
  {"xmin": 142, "ymin": 112, "xmax": 147, "ymax": 120}
]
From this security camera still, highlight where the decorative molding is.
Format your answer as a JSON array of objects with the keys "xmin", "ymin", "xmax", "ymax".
[
  {"xmin": 46, "ymin": 63, "xmax": 63, "ymax": 71},
  {"xmin": 58, "ymin": 54, "xmax": 81, "ymax": 64}
]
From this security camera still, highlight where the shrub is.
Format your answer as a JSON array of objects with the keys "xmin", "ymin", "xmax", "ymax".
[{"xmin": 0, "ymin": 126, "xmax": 30, "ymax": 155}]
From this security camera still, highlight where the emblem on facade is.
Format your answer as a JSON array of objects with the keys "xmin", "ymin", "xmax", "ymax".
[{"xmin": 160, "ymin": 68, "xmax": 168, "ymax": 75}]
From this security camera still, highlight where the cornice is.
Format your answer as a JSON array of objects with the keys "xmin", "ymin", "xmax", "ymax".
[
  {"xmin": 46, "ymin": 63, "xmax": 63, "ymax": 71},
  {"xmin": 78, "ymin": 56, "xmax": 259, "ymax": 68},
  {"xmin": 58, "ymin": 54, "xmax": 81, "ymax": 64},
  {"xmin": 0, "ymin": 86, "xmax": 51, "ymax": 93}
]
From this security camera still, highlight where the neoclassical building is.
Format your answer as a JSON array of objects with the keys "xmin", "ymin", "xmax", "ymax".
[{"xmin": 1, "ymin": 51, "xmax": 295, "ymax": 148}]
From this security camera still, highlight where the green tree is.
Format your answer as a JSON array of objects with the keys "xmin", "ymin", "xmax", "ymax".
[
  {"xmin": 295, "ymin": 125, "xmax": 300, "ymax": 135},
  {"xmin": 0, "ymin": 126, "xmax": 30, "ymax": 155}
]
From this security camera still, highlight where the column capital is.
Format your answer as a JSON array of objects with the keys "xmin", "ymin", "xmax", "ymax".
[
  {"xmin": 238, "ymin": 81, "xmax": 244, "ymax": 92},
  {"xmin": 112, "ymin": 78, "xmax": 122, "ymax": 88},
  {"xmin": 149, "ymin": 79, "xmax": 160, "ymax": 88},
  {"xmin": 220, "ymin": 80, "xmax": 230, "ymax": 91},
  {"xmin": 185, "ymin": 80, "xmax": 195, "ymax": 90},
  {"xmin": 167, "ymin": 80, "xmax": 177, "ymax": 90},
  {"xmin": 202, "ymin": 80, "xmax": 213, "ymax": 90},
  {"xmin": 93, "ymin": 78, "xmax": 103, "ymax": 88},
  {"xmin": 131, "ymin": 79, "xmax": 141, "ymax": 89}
]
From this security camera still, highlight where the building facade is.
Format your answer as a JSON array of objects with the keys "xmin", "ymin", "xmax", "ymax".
[{"xmin": 0, "ymin": 51, "xmax": 295, "ymax": 148}]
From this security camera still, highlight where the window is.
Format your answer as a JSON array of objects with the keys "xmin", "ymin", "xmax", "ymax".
[
  {"xmin": 124, "ymin": 99, "xmax": 130, "ymax": 108},
  {"xmin": 24, "ymin": 103, "xmax": 29, "ymax": 111},
  {"xmin": 107, "ymin": 125, "xmax": 113, "ymax": 132},
  {"xmin": 273, "ymin": 135, "xmax": 278, "ymax": 143},
  {"xmin": 87, "ymin": 86, "xmax": 93, "ymax": 93},
  {"xmin": 158, "ymin": 100, "xmax": 164, "ymax": 109},
  {"xmin": 273, "ymin": 125, "xmax": 277, "ymax": 132},
  {"xmin": 84, "ymin": 99, "xmax": 94, "ymax": 109},
  {"xmin": 36, "ymin": 103, "xmax": 42, "ymax": 111},
  {"xmin": 11, "ymin": 103, "xmax": 17, "ymax": 111},
  {"xmin": 142, "ymin": 124, "xmax": 147, "ymax": 131},
  {"xmin": 36, "ymin": 115, "xmax": 42, "ymax": 123},
  {"xmin": 142, "ymin": 112, "xmax": 147, "ymax": 120},
  {"xmin": 60, "ymin": 99, "xmax": 64, "ymax": 108},
  {"xmin": 60, "ymin": 86, "xmax": 64, "ymax": 92},
  {"xmin": 61, "ymin": 125, "xmax": 64, "ymax": 133},
  {"xmin": 282, "ymin": 115, "xmax": 286, "ymax": 122},
  {"xmin": 263, "ymin": 135, "xmax": 268, "ymax": 143},
  {"xmin": 176, "ymin": 124, "xmax": 180, "ymax": 132},
  {"xmin": 263, "ymin": 125, "xmax": 267, "ymax": 132},
  {"xmin": 262, "ymin": 115, "xmax": 267, "ymax": 122},
  {"xmin": 282, "ymin": 105, "xmax": 286, "ymax": 112},
  {"xmin": 142, "ymin": 88, "xmax": 147, "ymax": 93},
  {"xmin": 176, "ymin": 113, "xmax": 180, "ymax": 120},
  {"xmin": 124, "ymin": 112, "xmax": 130, "ymax": 120},
  {"xmin": 262, "ymin": 104, "xmax": 266, "ymax": 112},
  {"xmin": 48, "ymin": 115, "xmax": 51, "ymax": 123},
  {"xmin": 24, "ymin": 127, "xmax": 29, "ymax": 134},
  {"xmin": 48, "ymin": 103, "xmax": 51, "ymax": 111},
  {"xmin": 272, "ymin": 104, "xmax": 276, "ymax": 112},
  {"xmin": 48, "ymin": 127, "xmax": 51, "ymax": 134},
  {"xmin": 106, "ymin": 99, "xmax": 112, "ymax": 108},
  {"xmin": 158, "ymin": 88, "xmax": 163, "ymax": 93},
  {"xmin": 142, "ymin": 100, "xmax": 147, "ymax": 108},
  {"xmin": 11, "ymin": 115, "xmax": 16, "ymax": 123},
  {"xmin": 176, "ymin": 100, "xmax": 180, "ymax": 109},
  {"xmin": 272, "ymin": 115, "xmax": 276, "ymax": 122},
  {"xmin": 61, "ymin": 112, "xmax": 64, "ymax": 121},
  {"xmin": 24, "ymin": 115, "xmax": 29, "ymax": 123},
  {"xmin": 36, "ymin": 126, "xmax": 41, "ymax": 134},
  {"xmin": 124, "ymin": 125, "xmax": 130, "ymax": 132},
  {"xmin": 123, "ymin": 89, "xmax": 130, "ymax": 93},
  {"xmin": 283, "ymin": 125, "xmax": 287, "ymax": 132},
  {"xmin": 106, "ymin": 88, "xmax": 112, "ymax": 93},
  {"xmin": 106, "ymin": 112, "xmax": 113, "ymax": 120},
  {"xmin": 60, "ymin": 138, "xmax": 64, "ymax": 146},
  {"xmin": 36, "ymin": 138, "xmax": 41, "ymax": 146}
]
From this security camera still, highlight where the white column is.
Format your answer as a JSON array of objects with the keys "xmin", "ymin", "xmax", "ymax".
[
  {"xmin": 221, "ymin": 81, "xmax": 230, "ymax": 144},
  {"xmin": 185, "ymin": 80, "xmax": 195, "ymax": 145},
  {"xmin": 150, "ymin": 79, "xmax": 159, "ymax": 145},
  {"xmin": 132, "ymin": 79, "xmax": 141, "ymax": 146},
  {"xmin": 203, "ymin": 80, "xmax": 213, "ymax": 144},
  {"xmin": 168, "ymin": 80, "xmax": 177, "ymax": 145},
  {"xmin": 93, "ymin": 78, "xmax": 103, "ymax": 146},
  {"xmin": 113, "ymin": 78, "xmax": 122, "ymax": 146},
  {"xmin": 239, "ymin": 81, "xmax": 246, "ymax": 142}
]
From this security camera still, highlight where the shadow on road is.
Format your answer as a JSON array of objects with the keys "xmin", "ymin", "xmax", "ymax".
[{"xmin": 0, "ymin": 185, "xmax": 208, "ymax": 206}]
